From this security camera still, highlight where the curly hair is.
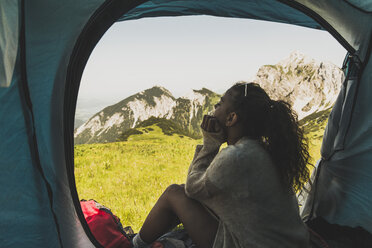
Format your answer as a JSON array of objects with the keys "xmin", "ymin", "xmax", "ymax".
[{"xmin": 228, "ymin": 82, "xmax": 311, "ymax": 192}]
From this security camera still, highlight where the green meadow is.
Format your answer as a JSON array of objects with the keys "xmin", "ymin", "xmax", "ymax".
[
  {"xmin": 75, "ymin": 125, "xmax": 201, "ymax": 231},
  {"xmin": 75, "ymin": 109, "xmax": 330, "ymax": 232}
]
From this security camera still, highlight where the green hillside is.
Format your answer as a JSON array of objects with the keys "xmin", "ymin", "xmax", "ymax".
[
  {"xmin": 74, "ymin": 108, "xmax": 331, "ymax": 232},
  {"xmin": 117, "ymin": 117, "xmax": 200, "ymax": 141},
  {"xmin": 75, "ymin": 123, "xmax": 201, "ymax": 231},
  {"xmin": 74, "ymin": 86, "xmax": 221, "ymax": 144},
  {"xmin": 300, "ymin": 107, "xmax": 332, "ymax": 164}
]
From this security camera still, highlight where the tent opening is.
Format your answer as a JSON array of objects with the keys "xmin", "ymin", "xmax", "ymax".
[
  {"xmin": 73, "ymin": 14, "xmax": 346, "ymax": 238},
  {"xmin": 1, "ymin": 1, "xmax": 371, "ymax": 248}
]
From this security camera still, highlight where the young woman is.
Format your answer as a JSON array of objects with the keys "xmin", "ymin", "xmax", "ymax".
[{"xmin": 132, "ymin": 82, "xmax": 311, "ymax": 248}]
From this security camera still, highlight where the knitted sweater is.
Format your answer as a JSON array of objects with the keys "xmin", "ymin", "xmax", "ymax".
[{"xmin": 185, "ymin": 132, "xmax": 310, "ymax": 248}]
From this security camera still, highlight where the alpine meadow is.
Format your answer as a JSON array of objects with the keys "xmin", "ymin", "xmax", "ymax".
[{"xmin": 74, "ymin": 52, "xmax": 342, "ymax": 232}]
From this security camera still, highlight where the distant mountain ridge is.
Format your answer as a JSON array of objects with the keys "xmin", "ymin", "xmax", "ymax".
[
  {"xmin": 254, "ymin": 51, "xmax": 343, "ymax": 119},
  {"xmin": 74, "ymin": 86, "xmax": 220, "ymax": 144},
  {"xmin": 118, "ymin": 117, "xmax": 198, "ymax": 142},
  {"xmin": 75, "ymin": 51, "xmax": 344, "ymax": 144}
]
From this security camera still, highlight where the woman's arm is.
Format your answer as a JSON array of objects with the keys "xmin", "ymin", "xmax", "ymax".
[{"xmin": 185, "ymin": 115, "xmax": 226, "ymax": 200}]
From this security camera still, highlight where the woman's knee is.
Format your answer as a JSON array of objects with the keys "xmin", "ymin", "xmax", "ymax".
[
  {"xmin": 163, "ymin": 184, "xmax": 186, "ymax": 198},
  {"xmin": 160, "ymin": 184, "xmax": 190, "ymax": 206}
]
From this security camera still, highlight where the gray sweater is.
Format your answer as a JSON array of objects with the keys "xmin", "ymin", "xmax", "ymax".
[{"xmin": 185, "ymin": 132, "xmax": 310, "ymax": 248}]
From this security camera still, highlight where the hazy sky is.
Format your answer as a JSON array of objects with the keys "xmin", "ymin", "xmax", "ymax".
[{"xmin": 77, "ymin": 15, "xmax": 346, "ymax": 116}]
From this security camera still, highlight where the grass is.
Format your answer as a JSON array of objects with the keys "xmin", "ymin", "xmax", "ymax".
[
  {"xmin": 75, "ymin": 125, "xmax": 200, "ymax": 231},
  {"xmin": 301, "ymin": 107, "xmax": 332, "ymax": 165},
  {"xmin": 75, "ymin": 110, "xmax": 330, "ymax": 232}
]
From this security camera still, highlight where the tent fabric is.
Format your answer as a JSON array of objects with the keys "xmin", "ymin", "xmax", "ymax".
[
  {"xmin": 0, "ymin": 56, "xmax": 61, "ymax": 247},
  {"xmin": 321, "ymin": 54, "xmax": 364, "ymax": 159},
  {"xmin": 296, "ymin": 0, "xmax": 372, "ymax": 61},
  {"xmin": 0, "ymin": 0, "xmax": 19, "ymax": 88},
  {"xmin": 23, "ymin": 1, "xmax": 109, "ymax": 247},
  {"xmin": 0, "ymin": 0, "xmax": 371, "ymax": 247},
  {"xmin": 0, "ymin": 2, "xmax": 61, "ymax": 247},
  {"xmin": 313, "ymin": 150, "xmax": 372, "ymax": 231},
  {"xmin": 120, "ymin": 0, "xmax": 324, "ymax": 30},
  {"xmin": 120, "ymin": 0, "xmax": 372, "ymax": 60},
  {"xmin": 305, "ymin": 49, "xmax": 372, "ymax": 233},
  {"xmin": 345, "ymin": 0, "xmax": 372, "ymax": 12},
  {"xmin": 0, "ymin": 1, "xmax": 106, "ymax": 247}
]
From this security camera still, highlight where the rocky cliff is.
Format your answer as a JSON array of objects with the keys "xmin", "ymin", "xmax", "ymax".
[
  {"xmin": 74, "ymin": 86, "xmax": 220, "ymax": 144},
  {"xmin": 75, "ymin": 51, "xmax": 344, "ymax": 144},
  {"xmin": 254, "ymin": 51, "xmax": 344, "ymax": 119}
]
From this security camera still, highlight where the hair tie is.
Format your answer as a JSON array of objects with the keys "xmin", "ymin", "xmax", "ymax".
[{"xmin": 269, "ymin": 100, "xmax": 275, "ymax": 109}]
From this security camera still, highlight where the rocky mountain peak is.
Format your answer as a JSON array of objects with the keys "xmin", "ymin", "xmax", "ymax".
[
  {"xmin": 74, "ymin": 86, "xmax": 220, "ymax": 144},
  {"xmin": 74, "ymin": 86, "xmax": 178, "ymax": 144},
  {"xmin": 255, "ymin": 51, "xmax": 344, "ymax": 119},
  {"xmin": 75, "ymin": 52, "xmax": 344, "ymax": 144},
  {"xmin": 280, "ymin": 51, "xmax": 308, "ymax": 64},
  {"xmin": 140, "ymin": 85, "xmax": 174, "ymax": 98},
  {"xmin": 181, "ymin": 90, "xmax": 206, "ymax": 105}
]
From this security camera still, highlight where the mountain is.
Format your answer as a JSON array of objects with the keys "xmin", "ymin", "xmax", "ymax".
[
  {"xmin": 75, "ymin": 51, "xmax": 344, "ymax": 144},
  {"xmin": 74, "ymin": 118, "xmax": 86, "ymax": 129},
  {"xmin": 74, "ymin": 97, "xmax": 118, "ymax": 128},
  {"xmin": 254, "ymin": 51, "xmax": 344, "ymax": 119},
  {"xmin": 74, "ymin": 86, "xmax": 220, "ymax": 144},
  {"xmin": 118, "ymin": 117, "xmax": 198, "ymax": 142},
  {"xmin": 300, "ymin": 106, "xmax": 332, "ymax": 138},
  {"xmin": 169, "ymin": 88, "xmax": 220, "ymax": 138}
]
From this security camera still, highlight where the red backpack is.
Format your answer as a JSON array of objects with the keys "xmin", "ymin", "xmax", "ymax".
[{"xmin": 80, "ymin": 200, "xmax": 132, "ymax": 248}]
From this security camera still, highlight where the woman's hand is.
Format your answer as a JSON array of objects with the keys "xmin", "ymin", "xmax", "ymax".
[
  {"xmin": 201, "ymin": 115, "xmax": 227, "ymax": 144},
  {"xmin": 201, "ymin": 115, "xmax": 221, "ymax": 133}
]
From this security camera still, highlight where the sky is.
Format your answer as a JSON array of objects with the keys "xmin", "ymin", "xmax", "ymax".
[{"xmin": 76, "ymin": 15, "xmax": 346, "ymax": 120}]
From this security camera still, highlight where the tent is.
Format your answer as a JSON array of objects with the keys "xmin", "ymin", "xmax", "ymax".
[{"xmin": 0, "ymin": 0, "xmax": 371, "ymax": 247}]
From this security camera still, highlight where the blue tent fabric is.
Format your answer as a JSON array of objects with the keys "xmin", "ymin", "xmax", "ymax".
[
  {"xmin": 309, "ymin": 51, "xmax": 372, "ymax": 232},
  {"xmin": 0, "ymin": 0, "xmax": 19, "ymax": 88},
  {"xmin": 297, "ymin": 0, "xmax": 371, "ymax": 61},
  {"xmin": 0, "ymin": 55, "xmax": 60, "ymax": 246},
  {"xmin": 0, "ymin": 0, "xmax": 371, "ymax": 247},
  {"xmin": 122, "ymin": 0, "xmax": 372, "ymax": 60},
  {"xmin": 21, "ymin": 1, "xmax": 107, "ymax": 247},
  {"xmin": 345, "ymin": 0, "xmax": 372, "ymax": 12},
  {"xmin": 316, "ymin": 150, "xmax": 372, "ymax": 229},
  {"xmin": 120, "ymin": 0, "xmax": 324, "ymax": 30}
]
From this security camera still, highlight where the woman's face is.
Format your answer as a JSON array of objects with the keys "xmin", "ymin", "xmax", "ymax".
[{"xmin": 213, "ymin": 89, "xmax": 235, "ymax": 129}]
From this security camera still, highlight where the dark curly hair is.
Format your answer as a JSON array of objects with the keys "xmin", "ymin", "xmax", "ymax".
[{"xmin": 228, "ymin": 82, "xmax": 311, "ymax": 192}]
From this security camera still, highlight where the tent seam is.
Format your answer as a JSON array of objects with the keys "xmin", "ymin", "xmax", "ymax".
[
  {"xmin": 19, "ymin": 0, "xmax": 64, "ymax": 247},
  {"xmin": 276, "ymin": 0, "xmax": 356, "ymax": 54},
  {"xmin": 339, "ymin": 54, "xmax": 366, "ymax": 151},
  {"xmin": 343, "ymin": 0, "xmax": 372, "ymax": 14},
  {"xmin": 363, "ymin": 31, "xmax": 372, "ymax": 69},
  {"xmin": 64, "ymin": 0, "xmax": 149, "ymax": 247}
]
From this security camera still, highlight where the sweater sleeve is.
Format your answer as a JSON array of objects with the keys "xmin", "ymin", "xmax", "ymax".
[
  {"xmin": 185, "ymin": 129, "xmax": 224, "ymax": 199},
  {"xmin": 185, "ymin": 139, "xmax": 238, "ymax": 200}
]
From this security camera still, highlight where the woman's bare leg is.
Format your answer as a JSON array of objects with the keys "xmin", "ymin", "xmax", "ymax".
[{"xmin": 139, "ymin": 184, "xmax": 218, "ymax": 248}]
